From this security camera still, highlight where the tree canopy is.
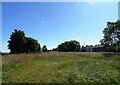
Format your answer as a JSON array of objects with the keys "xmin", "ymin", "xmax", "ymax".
[
  {"xmin": 24, "ymin": 37, "xmax": 41, "ymax": 53},
  {"xmin": 42, "ymin": 45, "xmax": 47, "ymax": 52},
  {"xmin": 57, "ymin": 40, "xmax": 81, "ymax": 52},
  {"xmin": 8, "ymin": 29, "xmax": 26, "ymax": 53},
  {"xmin": 8, "ymin": 29, "xmax": 41, "ymax": 54},
  {"xmin": 100, "ymin": 20, "xmax": 120, "ymax": 52}
]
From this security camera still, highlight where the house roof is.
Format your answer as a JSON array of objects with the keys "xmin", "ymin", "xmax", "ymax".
[{"xmin": 86, "ymin": 45, "xmax": 103, "ymax": 48}]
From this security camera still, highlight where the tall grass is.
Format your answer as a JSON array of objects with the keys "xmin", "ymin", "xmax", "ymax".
[{"xmin": 2, "ymin": 52, "xmax": 120, "ymax": 84}]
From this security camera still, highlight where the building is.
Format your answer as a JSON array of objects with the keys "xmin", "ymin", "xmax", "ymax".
[{"xmin": 85, "ymin": 45, "xmax": 103, "ymax": 52}]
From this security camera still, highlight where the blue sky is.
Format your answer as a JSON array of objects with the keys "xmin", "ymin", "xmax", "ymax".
[
  {"xmin": 2, "ymin": 2, "xmax": 118, "ymax": 52},
  {"xmin": 0, "ymin": 2, "xmax": 2, "ymax": 52}
]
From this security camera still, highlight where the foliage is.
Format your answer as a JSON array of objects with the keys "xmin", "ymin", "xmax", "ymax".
[
  {"xmin": 8, "ymin": 29, "xmax": 41, "ymax": 54},
  {"xmin": 42, "ymin": 45, "xmax": 47, "ymax": 52},
  {"xmin": 58, "ymin": 40, "xmax": 80, "ymax": 52},
  {"xmin": 8, "ymin": 29, "xmax": 26, "ymax": 54},
  {"xmin": 52, "ymin": 48, "xmax": 58, "ymax": 51},
  {"xmin": 100, "ymin": 20, "xmax": 120, "ymax": 52},
  {"xmin": 0, "ymin": 52, "xmax": 2, "ymax": 55},
  {"xmin": 24, "ymin": 37, "xmax": 41, "ymax": 53},
  {"xmin": 81, "ymin": 46, "xmax": 86, "ymax": 52}
]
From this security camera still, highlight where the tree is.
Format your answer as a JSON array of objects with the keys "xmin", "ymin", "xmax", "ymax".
[
  {"xmin": 52, "ymin": 48, "xmax": 58, "ymax": 51},
  {"xmin": 81, "ymin": 46, "xmax": 86, "ymax": 52},
  {"xmin": 24, "ymin": 37, "xmax": 41, "ymax": 53},
  {"xmin": 57, "ymin": 40, "xmax": 80, "ymax": 52},
  {"xmin": 0, "ymin": 51, "xmax": 2, "ymax": 55},
  {"xmin": 100, "ymin": 20, "xmax": 120, "ymax": 52},
  {"xmin": 8, "ymin": 29, "xmax": 41, "ymax": 54},
  {"xmin": 8, "ymin": 29, "xmax": 26, "ymax": 54},
  {"xmin": 42, "ymin": 45, "xmax": 47, "ymax": 52}
]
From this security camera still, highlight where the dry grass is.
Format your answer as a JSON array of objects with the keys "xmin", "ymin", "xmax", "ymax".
[
  {"xmin": 0, "ymin": 55, "xmax": 2, "ymax": 84},
  {"xmin": 2, "ymin": 52, "xmax": 120, "ymax": 84}
]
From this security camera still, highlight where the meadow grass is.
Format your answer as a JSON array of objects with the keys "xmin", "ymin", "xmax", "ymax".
[
  {"xmin": 2, "ymin": 52, "xmax": 120, "ymax": 84},
  {"xmin": 0, "ymin": 55, "xmax": 2, "ymax": 85}
]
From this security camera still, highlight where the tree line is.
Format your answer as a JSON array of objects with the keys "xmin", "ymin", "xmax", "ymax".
[
  {"xmin": 8, "ymin": 29, "xmax": 80, "ymax": 54},
  {"xmin": 7, "ymin": 20, "xmax": 120, "ymax": 54}
]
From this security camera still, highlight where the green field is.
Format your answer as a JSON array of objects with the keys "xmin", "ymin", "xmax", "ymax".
[{"xmin": 2, "ymin": 52, "xmax": 120, "ymax": 84}]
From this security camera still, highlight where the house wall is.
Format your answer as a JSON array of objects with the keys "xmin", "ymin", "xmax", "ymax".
[
  {"xmin": 85, "ymin": 46, "xmax": 103, "ymax": 52},
  {"xmin": 86, "ymin": 47, "xmax": 93, "ymax": 52}
]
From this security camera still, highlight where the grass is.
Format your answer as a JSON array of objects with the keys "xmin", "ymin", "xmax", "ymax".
[
  {"xmin": 2, "ymin": 52, "xmax": 120, "ymax": 84},
  {"xmin": 0, "ymin": 55, "xmax": 2, "ymax": 85}
]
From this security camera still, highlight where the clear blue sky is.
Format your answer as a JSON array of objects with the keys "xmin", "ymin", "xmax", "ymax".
[
  {"xmin": 0, "ymin": 2, "xmax": 2, "ymax": 52},
  {"xmin": 2, "ymin": 2, "xmax": 118, "ymax": 52}
]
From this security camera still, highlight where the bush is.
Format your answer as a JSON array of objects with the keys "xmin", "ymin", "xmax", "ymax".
[
  {"xmin": 57, "ymin": 40, "xmax": 81, "ymax": 52},
  {"xmin": 42, "ymin": 45, "xmax": 47, "ymax": 52}
]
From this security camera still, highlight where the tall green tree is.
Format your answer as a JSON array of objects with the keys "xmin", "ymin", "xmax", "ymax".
[
  {"xmin": 8, "ymin": 29, "xmax": 26, "ymax": 54},
  {"xmin": 100, "ymin": 20, "xmax": 120, "ymax": 52},
  {"xmin": 8, "ymin": 29, "xmax": 41, "ymax": 54}
]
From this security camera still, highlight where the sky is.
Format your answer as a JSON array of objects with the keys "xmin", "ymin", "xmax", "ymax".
[
  {"xmin": 0, "ymin": 2, "xmax": 2, "ymax": 52},
  {"xmin": 118, "ymin": 1, "xmax": 120, "ymax": 20},
  {"xmin": 2, "ymin": 2, "xmax": 118, "ymax": 52}
]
